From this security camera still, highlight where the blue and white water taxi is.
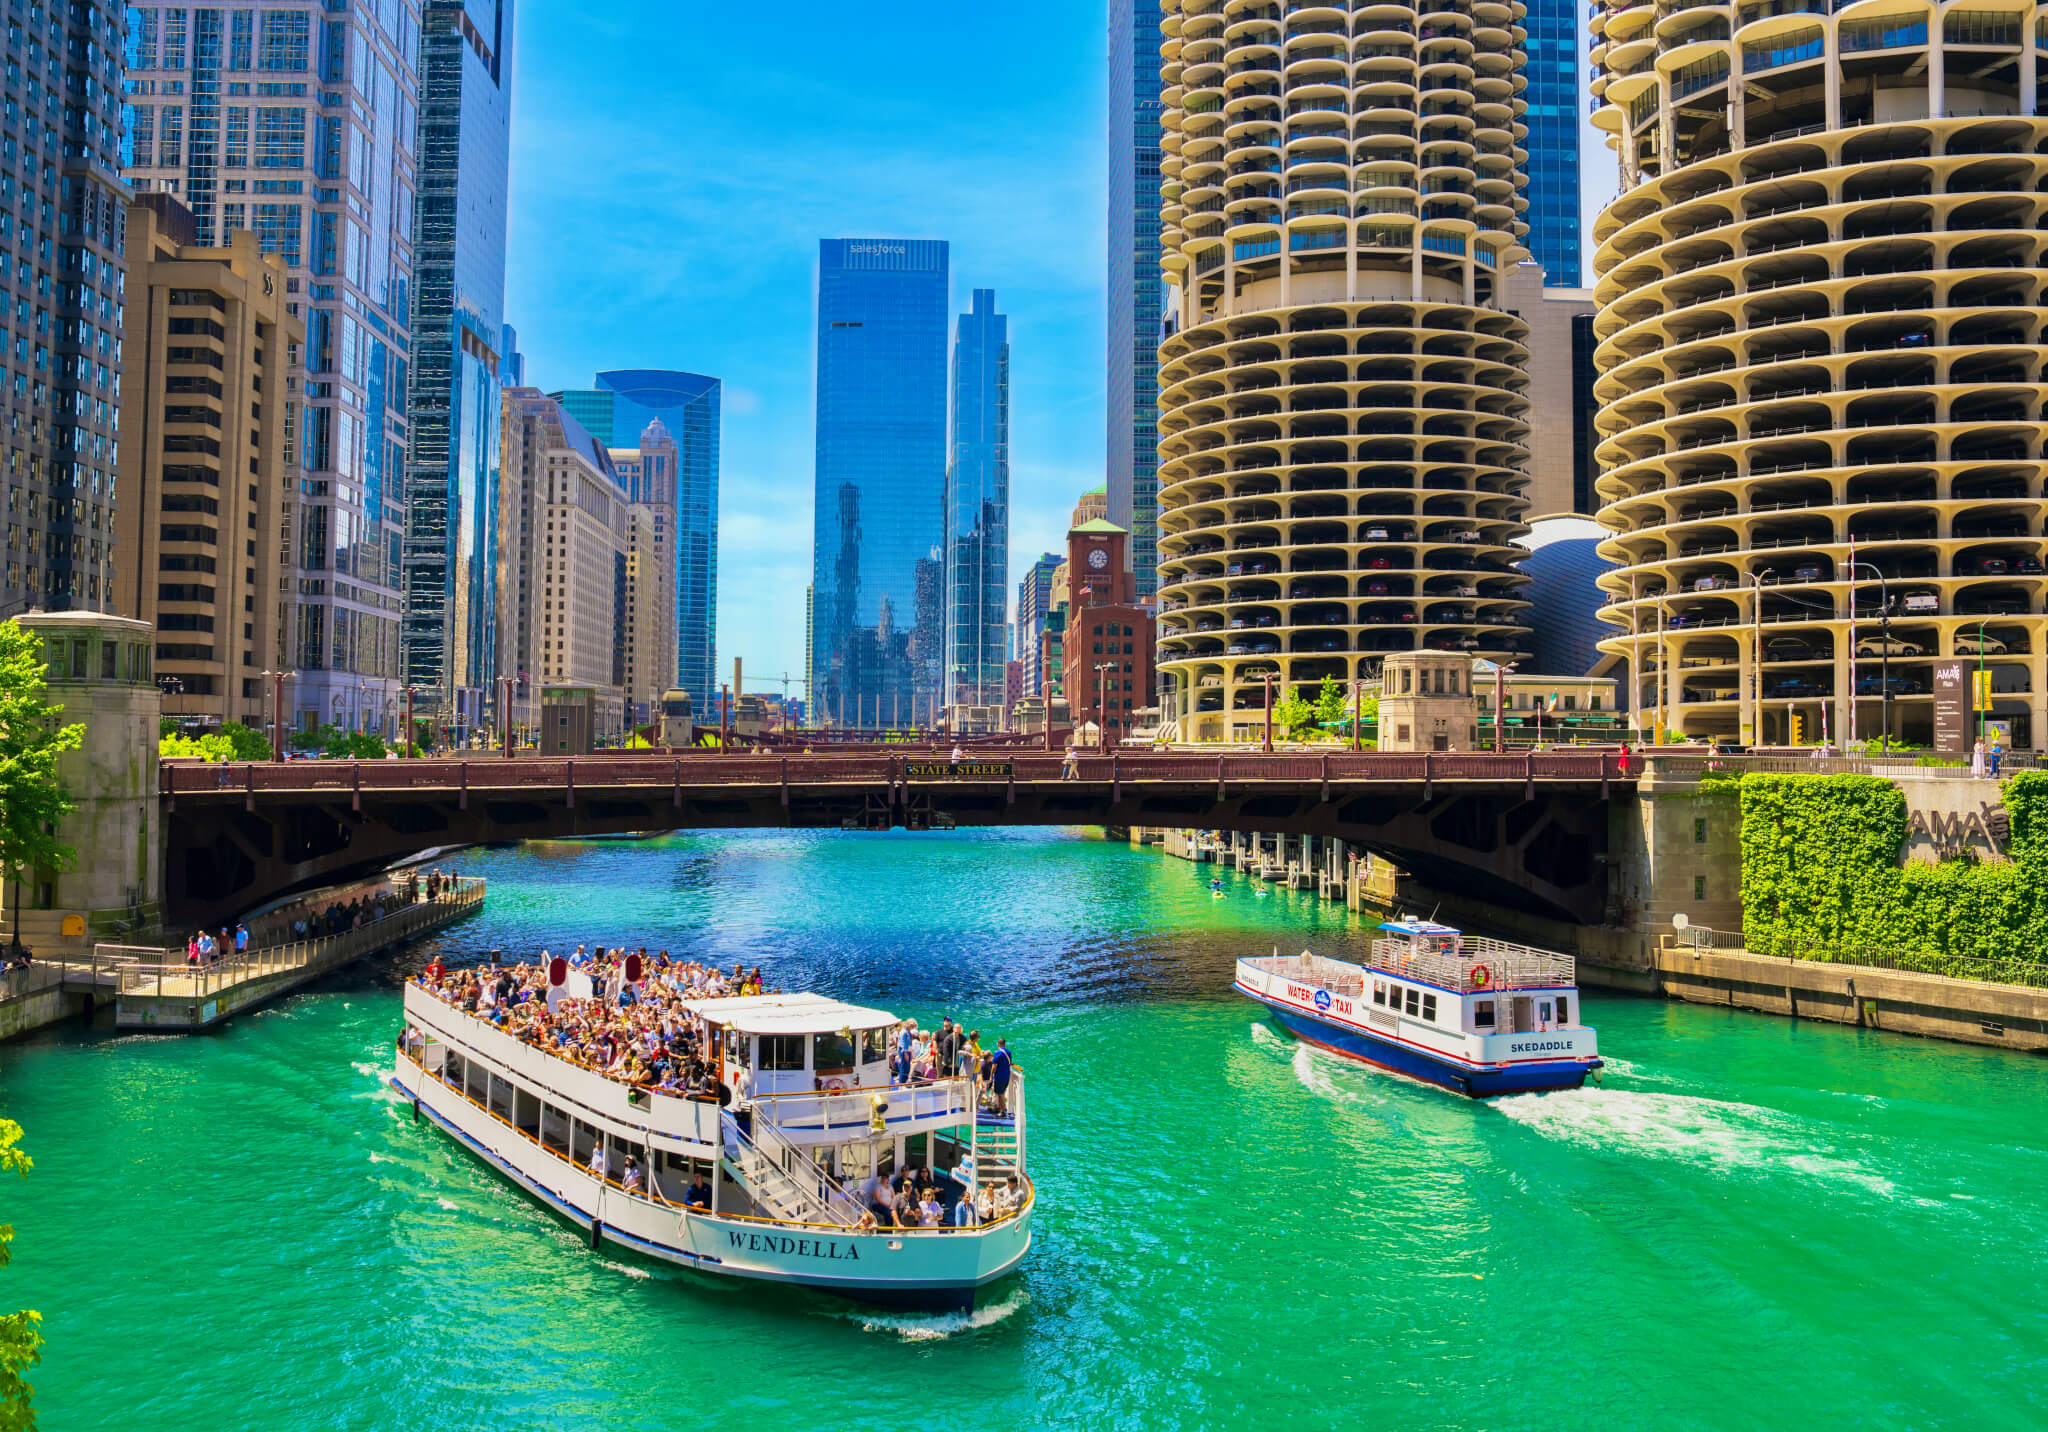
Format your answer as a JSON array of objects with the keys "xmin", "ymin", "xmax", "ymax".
[{"xmin": 1234, "ymin": 920, "xmax": 1601, "ymax": 1097}]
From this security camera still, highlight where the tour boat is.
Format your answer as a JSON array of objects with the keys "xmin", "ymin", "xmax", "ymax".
[
  {"xmin": 390, "ymin": 984, "xmax": 1032, "ymax": 1310},
  {"xmin": 1234, "ymin": 920, "xmax": 1601, "ymax": 1097}
]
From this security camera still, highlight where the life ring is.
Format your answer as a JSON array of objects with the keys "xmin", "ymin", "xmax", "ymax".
[
  {"xmin": 822, "ymin": 1077, "xmax": 848, "ymax": 1092},
  {"xmin": 1470, "ymin": 964, "xmax": 1492, "ymax": 989}
]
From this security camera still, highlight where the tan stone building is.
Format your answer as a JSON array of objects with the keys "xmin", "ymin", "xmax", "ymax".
[
  {"xmin": 497, "ymin": 390, "xmax": 629, "ymax": 741},
  {"xmin": 1499, "ymin": 262, "xmax": 1596, "ymax": 519},
  {"xmin": 610, "ymin": 419, "xmax": 680, "ymax": 727},
  {"xmin": 113, "ymin": 195, "xmax": 301, "ymax": 731}
]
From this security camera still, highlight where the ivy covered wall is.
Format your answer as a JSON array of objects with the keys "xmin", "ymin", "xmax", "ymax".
[{"xmin": 1740, "ymin": 772, "xmax": 2048, "ymax": 958}]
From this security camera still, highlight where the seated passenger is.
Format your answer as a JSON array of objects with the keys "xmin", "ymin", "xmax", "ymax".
[{"xmin": 683, "ymin": 1173, "xmax": 712, "ymax": 1209}]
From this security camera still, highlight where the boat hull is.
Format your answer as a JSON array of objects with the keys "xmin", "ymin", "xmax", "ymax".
[
  {"xmin": 1258, "ymin": 1001, "xmax": 1597, "ymax": 1098},
  {"xmin": 390, "ymin": 1065, "xmax": 1031, "ymax": 1312}
]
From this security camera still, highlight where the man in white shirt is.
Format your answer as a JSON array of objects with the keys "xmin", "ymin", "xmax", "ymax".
[{"xmin": 588, "ymin": 1143, "xmax": 610, "ymax": 1182}]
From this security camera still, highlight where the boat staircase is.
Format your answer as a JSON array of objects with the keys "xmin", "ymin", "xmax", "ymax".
[
  {"xmin": 969, "ymin": 1072, "xmax": 1027, "ymax": 1185},
  {"xmin": 720, "ymin": 1111, "xmax": 860, "ymax": 1227}
]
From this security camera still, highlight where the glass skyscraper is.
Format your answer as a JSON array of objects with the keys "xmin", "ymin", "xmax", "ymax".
[
  {"xmin": 124, "ymin": 1, "xmax": 420, "ymax": 735},
  {"xmin": 1108, "ymin": 0, "xmax": 1164, "ymax": 601},
  {"xmin": 1, "ymin": 3, "xmax": 124, "ymax": 614},
  {"xmin": 402, "ymin": 0, "xmax": 514, "ymax": 732},
  {"xmin": 1522, "ymin": 0, "xmax": 1581, "ymax": 287},
  {"xmin": 943, "ymin": 289, "xmax": 1009, "ymax": 710},
  {"xmin": 548, "ymin": 370, "xmax": 721, "ymax": 711},
  {"xmin": 809, "ymin": 238, "xmax": 949, "ymax": 728}
]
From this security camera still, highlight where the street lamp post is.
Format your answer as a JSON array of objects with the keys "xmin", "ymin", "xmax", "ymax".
[
  {"xmin": 1848, "ymin": 560, "xmax": 1892, "ymax": 748},
  {"xmin": 1977, "ymin": 617, "xmax": 1990, "ymax": 749},
  {"xmin": 1094, "ymin": 662, "xmax": 1116, "ymax": 753}
]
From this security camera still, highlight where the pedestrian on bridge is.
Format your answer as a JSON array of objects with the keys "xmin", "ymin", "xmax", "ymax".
[{"xmin": 1062, "ymin": 745, "xmax": 1080, "ymax": 781}]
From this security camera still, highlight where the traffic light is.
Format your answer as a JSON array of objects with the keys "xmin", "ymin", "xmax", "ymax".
[{"xmin": 1789, "ymin": 710, "xmax": 1806, "ymax": 746}]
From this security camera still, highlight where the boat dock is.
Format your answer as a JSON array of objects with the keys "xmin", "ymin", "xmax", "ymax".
[{"xmin": 0, "ymin": 878, "xmax": 485, "ymax": 1040}]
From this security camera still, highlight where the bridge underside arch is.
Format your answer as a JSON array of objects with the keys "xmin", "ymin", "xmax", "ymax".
[{"xmin": 164, "ymin": 774, "xmax": 1614, "ymax": 929}]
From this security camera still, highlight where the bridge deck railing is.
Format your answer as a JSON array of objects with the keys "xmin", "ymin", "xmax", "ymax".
[
  {"xmin": 100, "ymin": 879, "xmax": 485, "ymax": 1001},
  {"xmin": 162, "ymin": 750, "xmax": 1625, "ymax": 795}
]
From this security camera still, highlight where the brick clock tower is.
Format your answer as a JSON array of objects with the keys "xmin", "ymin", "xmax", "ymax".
[{"xmin": 1058, "ymin": 518, "xmax": 1154, "ymax": 747}]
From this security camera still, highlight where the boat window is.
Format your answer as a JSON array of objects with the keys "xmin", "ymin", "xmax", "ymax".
[
  {"xmin": 1539, "ymin": 1001, "xmax": 1553, "ymax": 1025},
  {"xmin": 1421, "ymin": 994, "xmax": 1437, "ymax": 1023},
  {"xmin": 465, "ymin": 1059, "xmax": 488, "ymax": 1104},
  {"xmin": 1473, "ymin": 999, "xmax": 1496, "ymax": 1029},
  {"xmin": 443, "ymin": 1050, "xmax": 465, "ymax": 1089},
  {"xmin": 759, "ymin": 1034, "xmax": 805, "ymax": 1071},
  {"xmin": 1372, "ymin": 982, "xmax": 1385, "ymax": 1006},
  {"xmin": 571, "ymin": 1118, "xmax": 599, "ymax": 1166},
  {"xmin": 488, "ymin": 1073, "xmax": 515, "ymax": 1122},
  {"xmin": 813, "ymin": 1031, "xmax": 856, "ymax": 1072},
  {"xmin": 540, "ymin": 1104, "xmax": 571, "ymax": 1155},
  {"xmin": 513, "ymin": 1086, "xmax": 541, "ymax": 1136},
  {"xmin": 1404, "ymin": 988, "xmax": 1419, "ymax": 1016},
  {"xmin": 1557, "ymin": 996, "xmax": 1570, "ymax": 1025},
  {"xmin": 860, "ymin": 1027, "xmax": 890, "ymax": 1063}
]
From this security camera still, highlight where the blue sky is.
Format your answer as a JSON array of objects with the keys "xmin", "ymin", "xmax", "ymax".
[{"xmin": 502, "ymin": 1, "xmax": 1615, "ymax": 690}]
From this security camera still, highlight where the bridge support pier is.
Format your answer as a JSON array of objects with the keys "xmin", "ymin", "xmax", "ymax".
[{"xmin": 1, "ymin": 613, "xmax": 164, "ymax": 955}]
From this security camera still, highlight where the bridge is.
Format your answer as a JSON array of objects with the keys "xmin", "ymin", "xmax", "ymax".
[{"xmin": 160, "ymin": 749, "xmax": 1632, "ymax": 929}]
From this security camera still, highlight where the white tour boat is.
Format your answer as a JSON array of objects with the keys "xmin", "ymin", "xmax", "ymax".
[
  {"xmin": 391, "ymin": 983, "xmax": 1032, "ymax": 1310},
  {"xmin": 1235, "ymin": 919, "xmax": 1601, "ymax": 1097}
]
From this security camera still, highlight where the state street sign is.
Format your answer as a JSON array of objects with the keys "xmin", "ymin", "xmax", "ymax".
[{"xmin": 904, "ymin": 761, "xmax": 1014, "ymax": 779}]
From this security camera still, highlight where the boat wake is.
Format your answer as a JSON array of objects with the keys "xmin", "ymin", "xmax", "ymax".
[
  {"xmin": 1493, "ymin": 1087, "xmax": 1898, "ymax": 1196},
  {"xmin": 1251, "ymin": 1021, "xmax": 1393, "ymax": 1107},
  {"xmin": 842, "ymin": 1288, "xmax": 1029, "ymax": 1342}
]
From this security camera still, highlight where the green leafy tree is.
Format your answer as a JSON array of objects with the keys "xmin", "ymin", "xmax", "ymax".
[
  {"xmin": 219, "ymin": 722, "xmax": 271, "ymax": 762},
  {"xmin": 287, "ymin": 723, "xmax": 387, "ymax": 760},
  {"xmin": 1312, "ymin": 675, "xmax": 1347, "ymax": 730},
  {"xmin": 0, "ymin": 1119, "xmax": 39, "ymax": 1430},
  {"xmin": 158, "ymin": 731, "xmax": 234, "ymax": 762},
  {"xmin": 0, "ymin": 624, "xmax": 83, "ymax": 939},
  {"xmin": 1273, "ymin": 690, "xmax": 1316, "ymax": 737}
]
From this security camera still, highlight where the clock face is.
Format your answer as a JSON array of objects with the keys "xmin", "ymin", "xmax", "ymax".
[{"xmin": 1087, "ymin": 548, "xmax": 1109, "ymax": 570}]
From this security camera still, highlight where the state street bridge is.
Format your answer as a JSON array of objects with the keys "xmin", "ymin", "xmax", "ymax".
[{"xmin": 162, "ymin": 751, "xmax": 1634, "ymax": 930}]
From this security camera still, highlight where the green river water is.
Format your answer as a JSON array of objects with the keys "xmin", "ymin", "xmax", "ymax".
[{"xmin": 3, "ymin": 828, "xmax": 2045, "ymax": 1430}]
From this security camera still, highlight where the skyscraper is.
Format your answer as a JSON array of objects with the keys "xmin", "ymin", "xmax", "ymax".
[
  {"xmin": 1588, "ymin": 0, "xmax": 2048, "ymax": 749},
  {"xmin": 549, "ymin": 371, "xmax": 721, "ymax": 712},
  {"xmin": 1016, "ymin": 552, "xmax": 1063, "ymax": 697},
  {"xmin": 1108, "ymin": 0, "xmax": 1165, "ymax": 600},
  {"xmin": 944, "ymin": 289, "xmax": 1010, "ymax": 710},
  {"xmin": 115, "ymin": 197, "xmax": 301, "ymax": 728},
  {"xmin": 1154, "ymin": 0, "xmax": 1535, "ymax": 743},
  {"xmin": 809, "ymin": 238, "xmax": 950, "ymax": 728},
  {"xmin": 610, "ymin": 419, "xmax": 679, "ymax": 724},
  {"xmin": 1521, "ymin": 0, "xmax": 1581, "ymax": 287},
  {"xmin": 124, "ymin": 2, "xmax": 421, "ymax": 736},
  {"xmin": 2, "ymin": 2, "xmax": 125, "ymax": 615},
  {"xmin": 402, "ymin": 0, "xmax": 515, "ymax": 735}
]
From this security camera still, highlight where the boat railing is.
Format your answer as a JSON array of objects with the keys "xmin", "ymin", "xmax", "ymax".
[
  {"xmin": 1367, "ymin": 937, "xmax": 1575, "ymax": 992},
  {"xmin": 747, "ymin": 1076, "xmax": 973, "ymax": 1136},
  {"xmin": 1238, "ymin": 952, "xmax": 1367, "ymax": 997}
]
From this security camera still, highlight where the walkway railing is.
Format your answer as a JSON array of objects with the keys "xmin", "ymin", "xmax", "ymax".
[
  {"xmin": 1748, "ymin": 939, "xmax": 2048, "ymax": 991},
  {"xmin": 100, "ymin": 878, "xmax": 485, "ymax": 1001},
  {"xmin": 162, "ymin": 750, "xmax": 1627, "ymax": 796}
]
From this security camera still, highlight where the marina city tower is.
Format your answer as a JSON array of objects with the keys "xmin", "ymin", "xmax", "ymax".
[
  {"xmin": 1154, "ymin": 0, "xmax": 1537, "ymax": 743},
  {"xmin": 1589, "ymin": 2, "xmax": 2048, "ymax": 747}
]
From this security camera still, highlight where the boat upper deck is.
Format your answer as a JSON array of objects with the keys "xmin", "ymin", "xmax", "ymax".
[{"xmin": 1243, "ymin": 921, "xmax": 1577, "ymax": 998}]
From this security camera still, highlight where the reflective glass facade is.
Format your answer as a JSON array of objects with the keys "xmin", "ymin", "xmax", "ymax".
[
  {"xmin": 552, "ymin": 371, "xmax": 722, "ymax": 712},
  {"xmin": 124, "ymin": 0, "xmax": 422, "ymax": 735},
  {"xmin": 2, "ymin": 3, "xmax": 124, "ymax": 614},
  {"xmin": 402, "ymin": 0, "xmax": 513, "ymax": 727},
  {"xmin": 810, "ymin": 238, "xmax": 949, "ymax": 727},
  {"xmin": 1522, "ymin": 0, "xmax": 1581, "ymax": 286},
  {"xmin": 943, "ymin": 290, "xmax": 1009, "ymax": 708},
  {"xmin": 1108, "ymin": 0, "xmax": 1164, "ymax": 599}
]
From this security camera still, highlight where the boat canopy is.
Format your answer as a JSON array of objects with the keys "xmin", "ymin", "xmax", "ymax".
[
  {"xmin": 1377, "ymin": 920, "xmax": 1460, "ymax": 937},
  {"xmin": 681, "ymin": 992, "xmax": 897, "ymax": 1035}
]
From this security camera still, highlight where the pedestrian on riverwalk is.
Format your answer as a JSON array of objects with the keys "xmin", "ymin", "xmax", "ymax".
[
  {"xmin": 234, "ymin": 924, "xmax": 249, "ymax": 955},
  {"xmin": 1062, "ymin": 745, "xmax": 1080, "ymax": 780}
]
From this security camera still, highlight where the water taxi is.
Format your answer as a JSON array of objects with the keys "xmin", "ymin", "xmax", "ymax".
[
  {"xmin": 1234, "ymin": 919, "xmax": 1601, "ymax": 1097},
  {"xmin": 390, "ymin": 982, "xmax": 1032, "ymax": 1310}
]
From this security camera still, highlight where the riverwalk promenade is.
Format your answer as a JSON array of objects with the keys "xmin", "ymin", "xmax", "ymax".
[{"xmin": 0, "ymin": 877, "xmax": 484, "ymax": 1041}]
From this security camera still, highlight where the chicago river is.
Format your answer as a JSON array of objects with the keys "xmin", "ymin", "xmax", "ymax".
[{"xmin": 4, "ymin": 829, "xmax": 2045, "ymax": 1430}]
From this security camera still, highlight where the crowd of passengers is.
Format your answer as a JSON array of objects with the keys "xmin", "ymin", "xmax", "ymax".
[{"xmin": 412, "ymin": 948, "xmax": 1017, "ymax": 1116}]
